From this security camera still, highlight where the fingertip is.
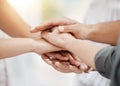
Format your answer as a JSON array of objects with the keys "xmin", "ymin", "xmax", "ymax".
[
  {"xmin": 49, "ymin": 56, "xmax": 54, "ymax": 60},
  {"xmin": 69, "ymin": 65, "xmax": 74, "ymax": 70},
  {"xmin": 30, "ymin": 27, "xmax": 40, "ymax": 33},
  {"xmin": 75, "ymin": 61, "xmax": 81, "ymax": 66},
  {"xmin": 58, "ymin": 26, "xmax": 64, "ymax": 32},
  {"xmin": 63, "ymin": 57, "xmax": 69, "ymax": 61},
  {"xmin": 46, "ymin": 59, "xmax": 53, "ymax": 65},
  {"xmin": 55, "ymin": 61, "xmax": 60, "ymax": 66},
  {"xmin": 30, "ymin": 28, "xmax": 36, "ymax": 33}
]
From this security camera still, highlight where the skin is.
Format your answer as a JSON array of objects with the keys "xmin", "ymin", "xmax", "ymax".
[
  {"xmin": 0, "ymin": 0, "xmax": 60, "ymax": 58},
  {"xmin": 41, "ymin": 28, "xmax": 106, "ymax": 69},
  {"xmin": 0, "ymin": 0, "xmax": 88, "ymax": 73},
  {"xmin": 31, "ymin": 17, "xmax": 120, "ymax": 45},
  {"xmin": 42, "ymin": 52, "xmax": 89, "ymax": 73},
  {"xmin": 0, "ymin": 38, "xmax": 62, "ymax": 58},
  {"xmin": 31, "ymin": 17, "xmax": 120, "ymax": 69}
]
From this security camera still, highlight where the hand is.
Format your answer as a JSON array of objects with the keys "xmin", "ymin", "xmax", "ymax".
[
  {"xmin": 41, "ymin": 52, "xmax": 89, "ymax": 73},
  {"xmin": 30, "ymin": 17, "xmax": 91, "ymax": 40},
  {"xmin": 58, "ymin": 24, "xmax": 91, "ymax": 39},
  {"xmin": 30, "ymin": 17, "xmax": 78, "ymax": 33},
  {"xmin": 41, "ymin": 27, "xmax": 76, "ymax": 49}
]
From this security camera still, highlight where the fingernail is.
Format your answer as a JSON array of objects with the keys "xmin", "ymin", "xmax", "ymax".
[
  {"xmin": 55, "ymin": 62, "xmax": 60, "ymax": 66},
  {"xmin": 46, "ymin": 59, "xmax": 52, "ymax": 64},
  {"xmin": 69, "ymin": 65, "xmax": 73, "ymax": 69},
  {"xmin": 30, "ymin": 27, "xmax": 35, "ymax": 31},
  {"xmin": 75, "ymin": 61, "xmax": 81, "ymax": 66},
  {"xmin": 58, "ymin": 26, "xmax": 64, "ymax": 32},
  {"xmin": 81, "ymin": 64, "xmax": 85, "ymax": 70},
  {"xmin": 83, "ymin": 64, "xmax": 88, "ymax": 69},
  {"xmin": 48, "ymin": 33, "xmax": 52, "ymax": 36},
  {"xmin": 49, "ymin": 56, "xmax": 54, "ymax": 59}
]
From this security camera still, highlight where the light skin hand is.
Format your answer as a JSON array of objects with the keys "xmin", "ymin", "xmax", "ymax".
[{"xmin": 41, "ymin": 27, "xmax": 76, "ymax": 50}]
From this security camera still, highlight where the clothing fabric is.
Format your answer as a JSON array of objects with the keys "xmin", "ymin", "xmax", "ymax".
[
  {"xmin": 95, "ymin": 40, "xmax": 120, "ymax": 86},
  {"xmin": 74, "ymin": 0, "xmax": 120, "ymax": 86},
  {"xmin": 95, "ymin": 46, "xmax": 116, "ymax": 79}
]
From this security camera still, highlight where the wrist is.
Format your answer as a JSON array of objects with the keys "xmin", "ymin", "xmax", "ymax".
[
  {"xmin": 65, "ymin": 38, "xmax": 79, "ymax": 50},
  {"xmin": 21, "ymin": 27, "xmax": 41, "ymax": 39},
  {"xmin": 22, "ymin": 38, "xmax": 37, "ymax": 53},
  {"xmin": 85, "ymin": 24, "xmax": 99, "ymax": 40},
  {"xmin": 29, "ymin": 39, "xmax": 41, "ymax": 53}
]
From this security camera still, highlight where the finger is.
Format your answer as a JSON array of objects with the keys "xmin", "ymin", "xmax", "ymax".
[
  {"xmin": 47, "ymin": 52, "xmax": 69, "ymax": 61},
  {"xmin": 59, "ymin": 51, "xmax": 80, "ymax": 65},
  {"xmin": 30, "ymin": 17, "xmax": 77, "ymax": 33},
  {"xmin": 41, "ymin": 31, "xmax": 64, "ymax": 47},
  {"xmin": 79, "ymin": 63, "xmax": 90, "ymax": 72},
  {"xmin": 58, "ymin": 25, "xmax": 77, "ymax": 34},
  {"xmin": 30, "ymin": 22, "xmax": 55, "ymax": 33},
  {"xmin": 67, "ymin": 53, "xmax": 81, "ymax": 67},
  {"xmin": 41, "ymin": 31, "xmax": 58, "ymax": 44},
  {"xmin": 42, "ymin": 54, "xmax": 72, "ymax": 73},
  {"xmin": 69, "ymin": 65, "xmax": 82, "ymax": 74},
  {"xmin": 41, "ymin": 54, "xmax": 53, "ymax": 65},
  {"xmin": 54, "ymin": 61, "xmax": 72, "ymax": 73}
]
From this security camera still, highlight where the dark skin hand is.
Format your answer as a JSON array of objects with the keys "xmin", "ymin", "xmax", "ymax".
[{"xmin": 42, "ymin": 51, "xmax": 90, "ymax": 73}]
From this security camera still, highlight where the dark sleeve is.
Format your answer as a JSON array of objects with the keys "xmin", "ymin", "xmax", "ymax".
[{"xmin": 95, "ymin": 46, "xmax": 117, "ymax": 79}]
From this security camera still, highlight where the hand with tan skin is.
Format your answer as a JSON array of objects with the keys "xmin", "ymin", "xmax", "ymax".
[
  {"xmin": 31, "ymin": 17, "xmax": 120, "ymax": 46},
  {"xmin": 41, "ymin": 52, "xmax": 89, "ymax": 73}
]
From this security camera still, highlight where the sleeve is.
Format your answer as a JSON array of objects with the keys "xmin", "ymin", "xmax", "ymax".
[{"xmin": 95, "ymin": 46, "xmax": 117, "ymax": 79}]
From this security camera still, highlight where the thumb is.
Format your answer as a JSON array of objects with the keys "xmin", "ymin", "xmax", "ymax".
[{"xmin": 58, "ymin": 25, "xmax": 75, "ymax": 33}]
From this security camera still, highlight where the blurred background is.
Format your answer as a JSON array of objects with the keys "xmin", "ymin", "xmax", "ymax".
[{"xmin": 1, "ymin": 0, "xmax": 93, "ymax": 86}]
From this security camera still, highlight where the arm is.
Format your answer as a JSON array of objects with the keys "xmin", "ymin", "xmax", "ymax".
[
  {"xmin": 41, "ymin": 28, "xmax": 106, "ymax": 69},
  {"xmin": 0, "ymin": 1, "xmax": 84, "ymax": 70},
  {"xmin": 31, "ymin": 17, "xmax": 120, "ymax": 45},
  {"xmin": 0, "ymin": 38, "xmax": 35, "ymax": 58},
  {"xmin": 42, "ymin": 28, "xmax": 119, "ymax": 78},
  {"xmin": 0, "ymin": 0, "xmax": 61, "ymax": 58},
  {"xmin": 58, "ymin": 21, "xmax": 120, "ymax": 45},
  {"xmin": 0, "ymin": 0, "xmax": 38, "ymax": 38},
  {"xmin": 0, "ymin": 38, "xmax": 61, "ymax": 59},
  {"xmin": 86, "ymin": 21, "xmax": 120, "ymax": 45}
]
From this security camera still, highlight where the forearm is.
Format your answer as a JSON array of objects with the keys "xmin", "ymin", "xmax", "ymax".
[
  {"xmin": 86, "ymin": 20, "xmax": 120, "ymax": 45},
  {"xmin": 0, "ymin": 0, "xmax": 39, "ymax": 38},
  {"xmin": 66, "ymin": 39, "xmax": 106, "ymax": 69},
  {"xmin": 0, "ymin": 38, "xmax": 35, "ymax": 58}
]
